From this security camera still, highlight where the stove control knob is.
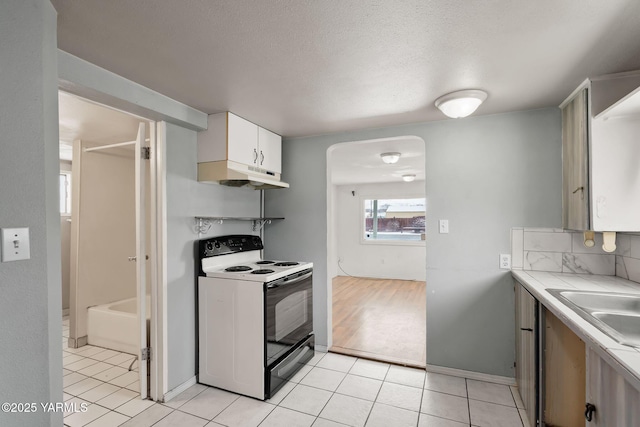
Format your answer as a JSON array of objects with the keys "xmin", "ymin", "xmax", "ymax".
[
  {"xmin": 214, "ymin": 241, "xmax": 221, "ymax": 249},
  {"xmin": 205, "ymin": 242, "xmax": 213, "ymax": 251}
]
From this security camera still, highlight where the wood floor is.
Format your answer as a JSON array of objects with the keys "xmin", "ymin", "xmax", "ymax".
[{"xmin": 331, "ymin": 276, "xmax": 426, "ymax": 368}]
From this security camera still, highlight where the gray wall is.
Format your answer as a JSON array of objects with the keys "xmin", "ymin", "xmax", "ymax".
[
  {"xmin": 0, "ymin": 1, "xmax": 63, "ymax": 426},
  {"xmin": 164, "ymin": 122, "xmax": 260, "ymax": 391},
  {"xmin": 265, "ymin": 108, "xmax": 562, "ymax": 377}
]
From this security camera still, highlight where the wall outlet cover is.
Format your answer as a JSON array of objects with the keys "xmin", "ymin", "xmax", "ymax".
[
  {"xmin": 499, "ymin": 253, "xmax": 511, "ymax": 270},
  {"xmin": 1, "ymin": 227, "xmax": 31, "ymax": 262}
]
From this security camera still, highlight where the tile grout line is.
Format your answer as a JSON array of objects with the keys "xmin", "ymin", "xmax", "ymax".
[
  {"xmin": 465, "ymin": 378, "xmax": 472, "ymax": 427},
  {"xmin": 510, "ymin": 386, "xmax": 526, "ymax": 427},
  {"xmin": 415, "ymin": 371, "xmax": 426, "ymax": 426}
]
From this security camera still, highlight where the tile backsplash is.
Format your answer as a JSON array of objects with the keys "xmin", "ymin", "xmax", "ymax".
[
  {"xmin": 512, "ymin": 228, "xmax": 640, "ymax": 284},
  {"xmin": 614, "ymin": 234, "xmax": 640, "ymax": 283},
  {"xmin": 511, "ymin": 228, "xmax": 615, "ymax": 275}
]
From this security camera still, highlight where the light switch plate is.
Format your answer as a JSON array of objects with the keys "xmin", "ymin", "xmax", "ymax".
[
  {"xmin": 439, "ymin": 219, "xmax": 449, "ymax": 234},
  {"xmin": 1, "ymin": 228, "xmax": 31, "ymax": 262}
]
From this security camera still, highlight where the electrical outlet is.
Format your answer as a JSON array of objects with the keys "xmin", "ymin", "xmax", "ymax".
[
  {"xmin": 1, "ymin": 227, "xmax": 30, "ymax": 262},
  {"xmin": 499, "ymin": 254, "xmax": 511, "ymax": 270}
]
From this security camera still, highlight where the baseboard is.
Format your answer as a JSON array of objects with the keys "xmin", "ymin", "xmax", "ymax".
[
  {"xmin": 163, "ymin": 376, "xmax": 197, "ymax": 403},
  {"xmin": 426, "ymin": 364, "xmax": 516, "ymax": 386},
  {"xmin": 315, "ymin": 345, "xmax": 328, "ymax": 353}
]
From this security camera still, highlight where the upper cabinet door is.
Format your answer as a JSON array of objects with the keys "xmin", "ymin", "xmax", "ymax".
[
  {"xmin": 258, "ymin": 127, "xmax": 282, "ymax": 174},
  {"xmin": 562, "ymin": 88, "xmax": 590, "ymax": 231},
  {"xmin": 227, "ymin": 113, "xmax": 259, "ymax": 167}
]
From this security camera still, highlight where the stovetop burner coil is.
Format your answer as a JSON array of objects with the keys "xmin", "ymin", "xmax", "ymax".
[
  {"xmin": 274, "ymin": 262, "xmax": 299, "ymax": 266},
  {"xmin": 251, "ymin": 269, "xmax": 275, "ymax": 274},
  {"xmin": 225, "ymin": 265, "xmax": 252, "ymax": 272}
]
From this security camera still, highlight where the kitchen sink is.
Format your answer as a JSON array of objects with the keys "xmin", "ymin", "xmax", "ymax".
[{"xmin": 547, "ymin": 289, "xmax": 640, "ymax": 347}]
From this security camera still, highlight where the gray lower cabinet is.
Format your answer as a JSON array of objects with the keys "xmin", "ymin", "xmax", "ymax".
[
  {"xmin": 516, "ymin": 279, "xmax": 640, "ymax": 427},
  {"xmin": 543, "ymin": 307, "xmax": 586, "ymax": 426},
  {"xmin": 515, "ymin": 282, "xmax": 537, "ymax": 427},
  {"xmin": 586, "ymin": 347, "xmax": 640, "ymax": 426}
]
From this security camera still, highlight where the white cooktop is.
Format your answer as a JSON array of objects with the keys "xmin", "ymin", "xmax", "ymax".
[{"xmin": 203, "ymin": 260, "xmax": 313, "ymax": 283}]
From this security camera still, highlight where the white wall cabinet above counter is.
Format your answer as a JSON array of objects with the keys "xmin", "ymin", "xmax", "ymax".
[
  {"xmin": 561, "ymin": 70, "xmax": 640, "ymax": 232},
  {"xmin": 197, "ymin": 112, "xmax": 288, "ymax": 189}
]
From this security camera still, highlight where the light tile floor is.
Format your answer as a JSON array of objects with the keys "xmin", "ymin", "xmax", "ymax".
[
  {"xmin": 62, "ymin": 320, "xmax": 527, "ymax": 427},
  {"xmin": 62, "ymin": 317, "xmax": 141, "ymax": 426}
]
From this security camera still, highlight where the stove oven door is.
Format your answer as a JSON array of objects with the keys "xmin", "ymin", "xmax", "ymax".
[
  {"xmin": 264, "ymin": 268, "xmax": 314, "ymax": 398},
  {"xmin": 265, "ymin": 269, "xmax": 313, "ymax": 366}
]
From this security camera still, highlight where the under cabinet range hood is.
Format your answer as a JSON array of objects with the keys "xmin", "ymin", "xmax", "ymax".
[
  {"xmin": 197, "ymin": 112, "xmax": 289, "ymax": 189},
  {"xmin": 197, "ymin": 160, "xmax": 290, "ymax": 189}
]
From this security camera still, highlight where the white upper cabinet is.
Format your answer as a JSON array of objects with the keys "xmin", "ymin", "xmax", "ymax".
[
  {"xmin": 198, "ymin": 112, "xmax": 282, "ymax": 175},
  {"xmin": 561, "ymin": 71, "xmax": 640, "ymax": 232},
  {"xmin": 227, "ymin": 112, "xmax": 259, "ymax": 167},
  {"xmin": 258, "ymin": 127, "xmax": 282, "ymax": 174}
]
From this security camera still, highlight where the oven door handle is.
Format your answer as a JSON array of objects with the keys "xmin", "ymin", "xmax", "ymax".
[{"xmin": 268, "ymin": 270, "xmax": 312, "ymax": 288}]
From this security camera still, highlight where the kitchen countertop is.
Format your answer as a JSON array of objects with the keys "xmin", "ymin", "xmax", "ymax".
[{"xmin": 512, "ymin": 270, "xmax": 640, "ymax": 392}]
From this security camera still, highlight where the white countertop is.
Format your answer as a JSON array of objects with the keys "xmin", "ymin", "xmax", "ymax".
[{"xmin": 512, "ymin": 270, "xmax": 640, "ymax": 391}]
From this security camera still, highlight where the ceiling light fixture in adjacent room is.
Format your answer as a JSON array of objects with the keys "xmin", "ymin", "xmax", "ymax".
[
  {"xmin": 380, "ymin": 152, "xmax": 401, "ymax": 164},
  {"xmin": 435, "ymin": 89, "xmax": 488, "ymax": 118},
  {"xmin": 402, "ymin": 174, "xmax": 416, "ymax": 182}
]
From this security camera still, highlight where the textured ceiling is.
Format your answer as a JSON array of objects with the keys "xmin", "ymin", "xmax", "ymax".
[{"xmin": 51, "ymin": 0, "xmax": 640, "ymax": 137}]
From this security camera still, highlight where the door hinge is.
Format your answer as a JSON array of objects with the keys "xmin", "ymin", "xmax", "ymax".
[
  {"xmin": 141, "ymin": 347, "xmax": 151, "ymax": 361},
  {"xmin": 141, "ymin": 147, "xmax": 151, "ymax": 160}
]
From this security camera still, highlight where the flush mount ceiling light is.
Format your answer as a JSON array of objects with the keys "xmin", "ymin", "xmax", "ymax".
[
  {"xmin": 435, "ymin": 89, "xmax": 488, "ymax": 119},
  {"xmin": 402, "ymin": 174, "xmax": 416, "ymax": 182},
  {"xmin": 380, "ymin": 152, "xmax": 401, "ymax": 164}
]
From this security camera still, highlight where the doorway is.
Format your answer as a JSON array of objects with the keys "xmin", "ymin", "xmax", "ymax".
[
  {"xmin": 59, "ymin": 91, "xmax": 155, "ymax": 404},
  {"xmin": 327, "ymin": 136, "xmax": 427, "ymax": 367}
]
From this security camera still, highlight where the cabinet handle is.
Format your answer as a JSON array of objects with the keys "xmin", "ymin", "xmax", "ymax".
[
  {"xmin": 520, "ymin": 328, "xmax": 533, "ymax": 332},
  {"xmin": 573, "ymin": 186, "xmax": 585, "ymax": 200},
  {"xmin": 253, "ymin": 148, "xmax": 258, "ymax": 164},
  {"xmin": 585, "ymin": 403, "xmax": 596, "ymax": 422},
  {"xmin": 260, "ymin": 150, "xmax": 264, "ymax": 165}
]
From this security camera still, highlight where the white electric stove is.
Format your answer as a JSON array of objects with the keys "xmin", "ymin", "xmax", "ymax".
[{"xmin": 196, "ymin": 234, "xmax": 314, "ymax": 400}]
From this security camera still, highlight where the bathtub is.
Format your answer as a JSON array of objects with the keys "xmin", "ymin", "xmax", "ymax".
[{"xmin": 87, "ymin": 296, "xmax": 150, "ymax": 355}]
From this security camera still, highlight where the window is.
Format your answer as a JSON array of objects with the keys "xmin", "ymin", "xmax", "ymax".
[
  {"xmin": 363, "ymin": 197, "xmax": 425, "ymax": 242},
  {"xmin": 59, "ymin": 172, "xmax": 71, "ymax": 215}
]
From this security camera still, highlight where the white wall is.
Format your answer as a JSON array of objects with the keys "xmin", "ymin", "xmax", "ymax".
[
  {"xmin": 334, "ymin": 181, "xmax": 426, "ymax": 281},
  {"xmin": 70, "ymin": 144, "xmax": 137, "ymax": 342},
  {"xmin": 164, "ymin": 122, "xmax": 261, "ymax": 392},
  {"xmin": 0, "ymin": 1, "xmax": 63, "ymax": 425},
  {"xmin": 265, "ymin": 108, "xmax": 562, "ymax": 378},
  {"xmin": 61, "ymin": 160, "xmax": 72, "ymax": 311}
]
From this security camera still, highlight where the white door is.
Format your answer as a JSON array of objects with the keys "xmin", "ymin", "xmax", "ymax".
[{"xmin": 135, "ymin": 122, "xmax": 148, "ymax": 399}]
